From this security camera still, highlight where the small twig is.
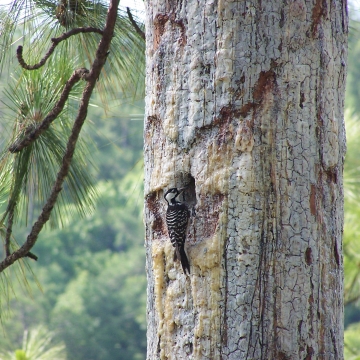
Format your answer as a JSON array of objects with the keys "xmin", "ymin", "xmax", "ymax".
[
  {"xmin": 126, "ymin": 7, "xmax": 145, "ymax": 40},
  {"xmin": 26, "ymin": 252, "xmax": 38, "ymax": 261},
  {"xmin": 5, "ymin": 207, "xmax": 14, "ymax": 257},
  {"xmin": 0, "ymin": 0, "xmax": 120, "ymax": 273},
  {"xmin": 4, "ymin": 206, "xmax": 37, "ymax": 261},
  {"xmin": 9, "ymin": 68, "xmax": 90, "ymax": 153},
  {"xmin": 17, "ymin": 27, "xmax": 104, "ymax": 70},
  {"xmin": 5, "ymin": 203, "xmax": 38, "ymax": 261}
]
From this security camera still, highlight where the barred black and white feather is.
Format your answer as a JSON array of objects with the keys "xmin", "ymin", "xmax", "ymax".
[{"xmin": 164, "ymin": 188, "xmax": 190, "ymax": 274}]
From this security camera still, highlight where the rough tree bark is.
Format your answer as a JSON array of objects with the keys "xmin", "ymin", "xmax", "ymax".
[{"xmin": 144, "ymin": 1, "xmax": 347, "ymax": 359}]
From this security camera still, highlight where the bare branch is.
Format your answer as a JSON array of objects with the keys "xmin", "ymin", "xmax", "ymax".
[
  {"xmin": 9, "ymin": 68, "xmax": 90, "ymax": 153},
  {"xmin": 17, "ymin": 27, "xmax": 104, "ymax": 70},
  {"xmin": 0, "ymin": 0, "xmax": 120, "ymax": 273},
  {"xmin": 126, "ymin": 7, "xmax": 145, "ymax": 40}
]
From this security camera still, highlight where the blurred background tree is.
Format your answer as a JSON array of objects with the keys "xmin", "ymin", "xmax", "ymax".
[
  {"xmin": 0, "ymin": 0, "xmax": 146, "ymax": 358},
  {"xmin": 0, "ymin": 88, "xmax": 146, "ymax": 358}
]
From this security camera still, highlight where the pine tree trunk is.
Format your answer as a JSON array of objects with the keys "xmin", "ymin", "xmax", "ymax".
[{"xmin": 144, "ymin": 1, "xmax": 348, "ymax": 359}]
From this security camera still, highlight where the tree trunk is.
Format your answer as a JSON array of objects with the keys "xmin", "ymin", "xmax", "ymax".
[{"xmin": 144, "ymin": 1, "xmax": 348, "ymax": 359}]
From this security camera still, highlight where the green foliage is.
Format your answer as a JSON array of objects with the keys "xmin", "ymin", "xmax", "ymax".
[
  {"xmin": 0, "ymin": 0, "xmax": 145, "ymax": 250},
  {"xmin": 0, "ymin": 326, "xmax": 66, "ymax": 360},
  {"xmin": 344, "ymin": 117, "xmax": 360, "ymax": 358},
  {"xmin": 346, "ymin": 19, "xmax": 360, "ymax": 115},
  {"xmin": 0, "ymin": 172, "xmax": 146, "ymax": 359},
  {"xmin": 0, "ymin": 109, "xmax": 146, "ymax": 359},
  {"xmin": 0, "ymin": 0, "xmax": 146, "ymax": 355},
  {"xmin": 51, "ymin": 250, "xmax": 146, "ymax": 360},
  {"xmin": 345, "ymin": 322, "xmax": 360, "ymax": 360},
  {"xmin": 0, "ymin": 57, "xmax": 98, "ymax": 229},
  {"xmin": 0, "ymin": 0, "xmax": 145, "ymax": 98},
  {"xmin": 86, "ymin": 98, "xmax": 144, "ymax": 180},
  {"xmin": 342, "ymin": 12, "xmax": 360, "ymax": 360},
  {"xmin": 344, "ymin": 115, "xmax": 360, "ymax": 306}
]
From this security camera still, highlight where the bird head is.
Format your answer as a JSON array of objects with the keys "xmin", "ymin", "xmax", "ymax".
[{"xmin": 164, "ymin": 187, "xmax": 185, "ymax": 204}]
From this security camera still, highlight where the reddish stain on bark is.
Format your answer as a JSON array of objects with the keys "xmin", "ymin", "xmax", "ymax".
[
  {"xmin": 145, "ymin": 115, "xmax": 162, "ymax": 143},
  {"xmin": 146, "ymin": 192, "xmax": 166, "ymax": 237},
  {"xmin": 238, "ymin": 70, "xmax": 277, "ymax": 118},
  {"xmin": 253, "ymin": 70, "xmax": 276, "ymax": 102},
  {"xmin": 147, "ymin": 115, "xmax": 161, "ymax": 128},
  {"xmin": 311, "ymin": 0, "xmax": 327, "ymax": 37},
  {"xmin": 154, "ymin": 14, "xmax": 169, "ymax": 50},
  {"xmin": 218, "ymin": 106, "xmax": 233, "ymax": 122},
  {"xmin": 239, "ymin": 102, "xmax": 255, "ymax": 118},
  {"xmin": 305, "ymin": 345, "xmax": 314, "ymax": 360},
  {"xmin": 308, "ymin": 293, "xmax": 314, "ymax": 305},
  {"xmin": 325, "ymin": 167, "xmax": 337, "ymax": 184},
  {"xmin": 310, "ymin": 184, "xmax": 317, "ymax": 216},
  {"xmin": 305, "ymin": 247, "xmax": 313, "ymax": 265},
  {"xmin": 153, "ymin": 13, "xmax": 187, "ymax": 51},
  {"xmin": 213, "ymin": 106, "xmax": 236, "ymax": 146},
  {"xmin": 277, "ymin": 352, "xmax": 290, "ymax": 360}
]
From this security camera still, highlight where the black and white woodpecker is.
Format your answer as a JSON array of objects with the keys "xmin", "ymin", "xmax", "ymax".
[{"xmin": 164, "ymin": 187, "xmax": 190, "ymax": 274}]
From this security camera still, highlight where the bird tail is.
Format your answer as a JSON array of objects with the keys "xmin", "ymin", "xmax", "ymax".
[{"xmin": 174, "ymin": 245, "xmax": 190, "ymax": 275}]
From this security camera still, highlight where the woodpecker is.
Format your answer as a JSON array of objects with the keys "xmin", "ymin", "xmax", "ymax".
[{"xmin": 164, "ymin": 187, "xmax": 190, "ymax": 274}]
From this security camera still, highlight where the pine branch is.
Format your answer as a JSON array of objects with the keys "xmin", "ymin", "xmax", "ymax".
[
  {"xmin": 0, "ymin": 0, "xmax": 120, "ymax": 273},
  {"xmin": 16, "ymin": 27, "xmax": 104, "ymax": 71},
  {"xmin": 126, "ymin": 7, "xmax": 145, "ymax": 40},
  {"xmin": 9, "ymin": 68, "xmax": 90, "ymax": 153}
]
